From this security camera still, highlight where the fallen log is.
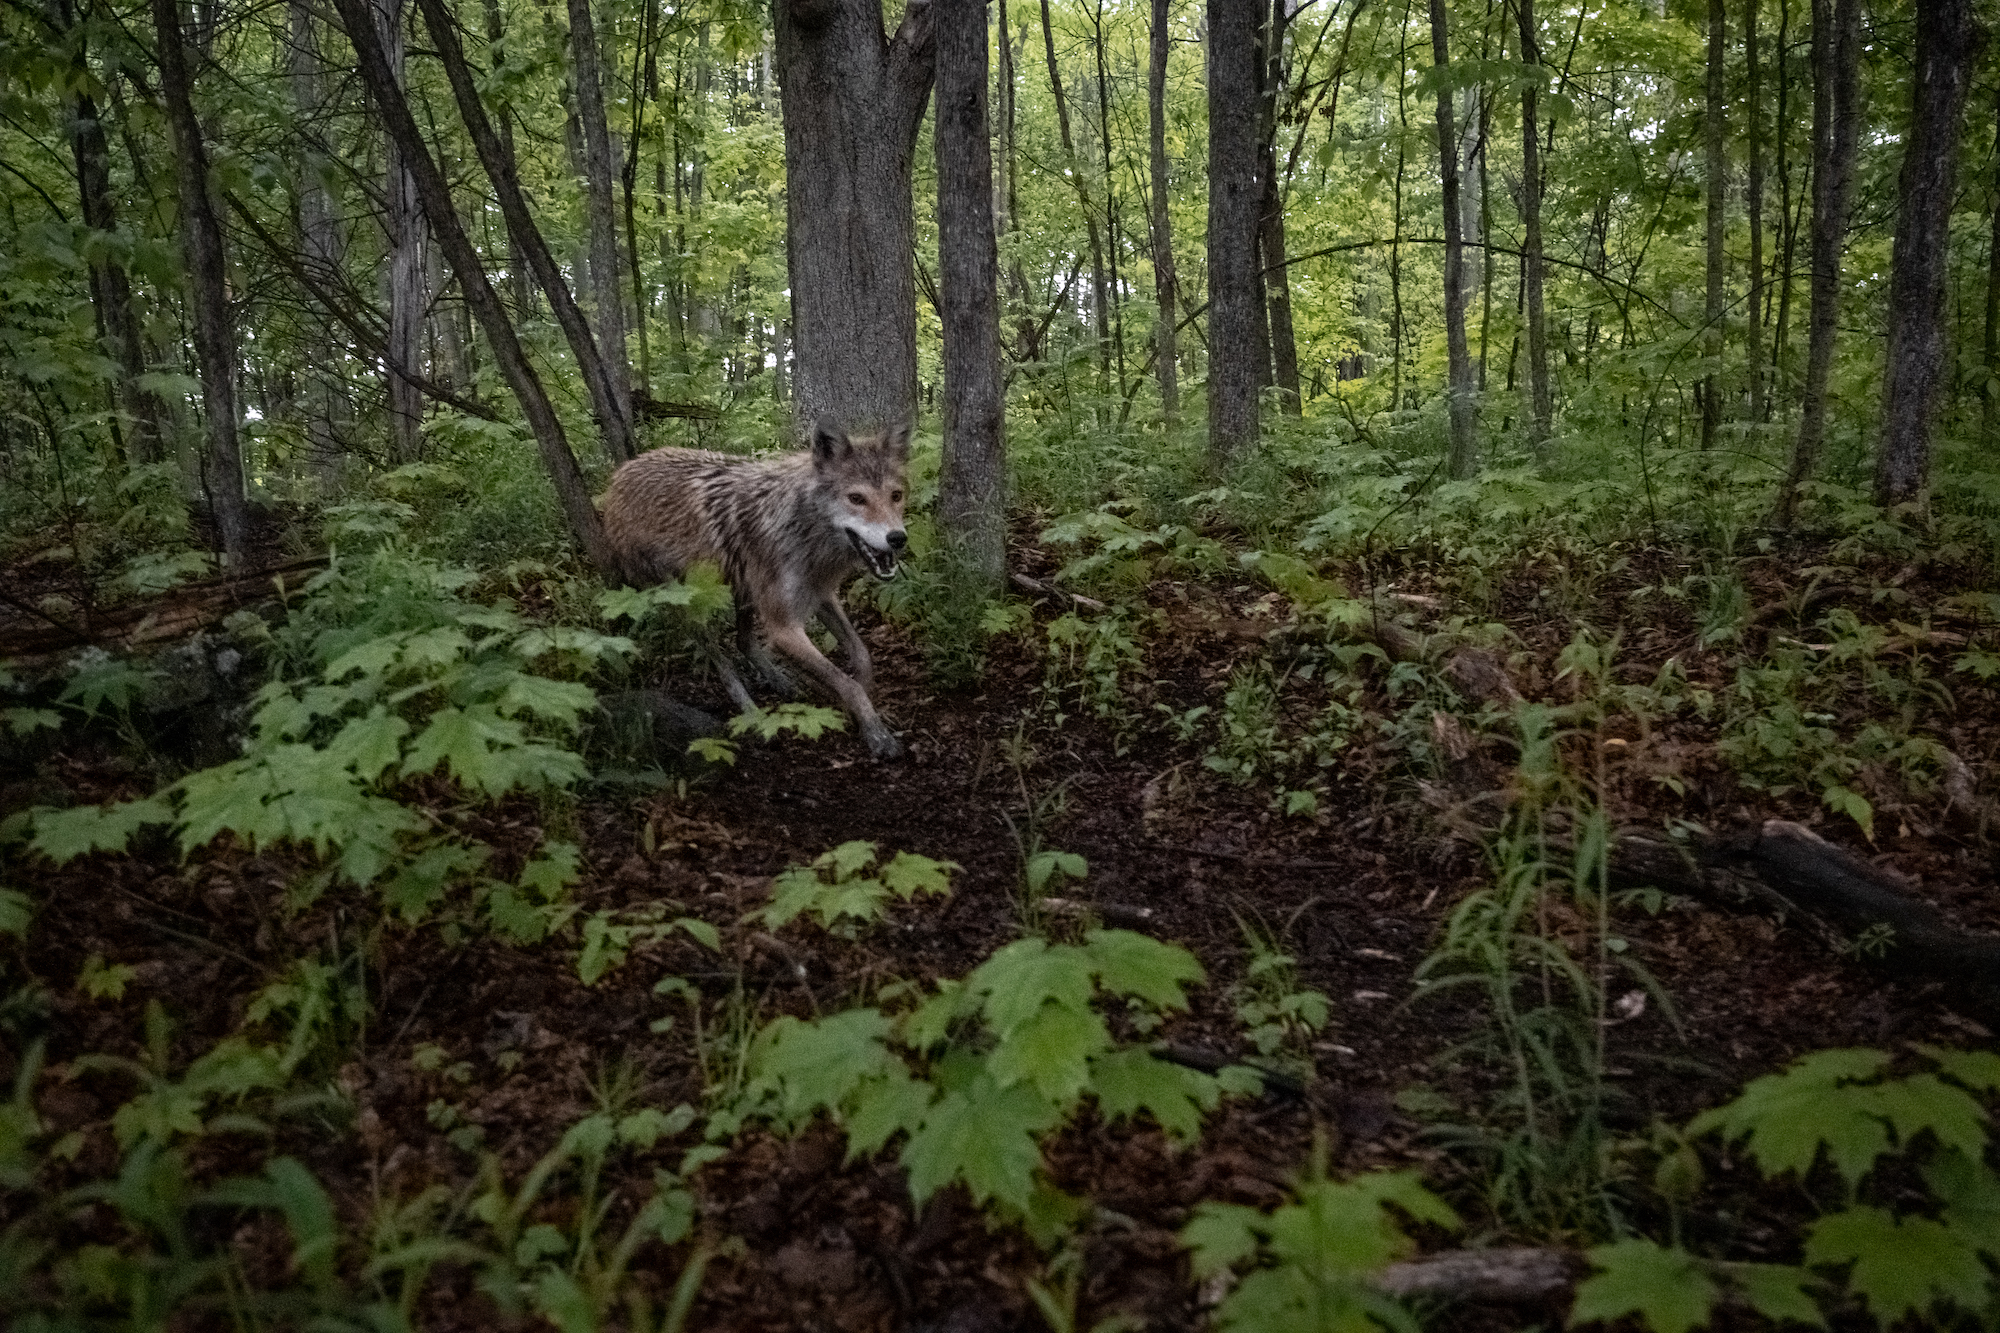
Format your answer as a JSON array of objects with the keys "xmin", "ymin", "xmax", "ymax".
[{"xmin": 1377, "ymin": 1246, "xmax": 1582, "ymax": 1303}]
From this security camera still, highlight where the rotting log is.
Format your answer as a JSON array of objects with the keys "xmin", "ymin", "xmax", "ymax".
[
  {"xmin": 1611, "ymin": 820, "xmax": 2000, "ymax": 1022},
  {"xmin": 1377, "ymin": 1246, "xmax": 1582, "ymax": 1303}
]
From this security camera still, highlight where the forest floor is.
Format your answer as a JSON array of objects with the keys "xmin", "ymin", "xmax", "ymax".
[{"xmin": 5, "ymin": 531, "xmax": 1998, "ymax": 1332}]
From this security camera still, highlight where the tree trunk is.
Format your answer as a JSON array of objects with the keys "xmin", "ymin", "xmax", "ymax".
[
  {"xmin": 150, "ymin": 0, "xmax": 247, "ymax": 559},
  {"xmin": 567, "ymin": 0, "xmax": 635, "ymax": 437},
  {"xmin": 1429, "ymin": 0, "xmax": 1475, "ymax": 478},
  {"xmin": 1516, "ymin": 0, "xmax": 1551, "ymax": 447},
  {"xmin": 1874, "ymin": 0, "xmax": 1985, "ymax": 508},
  {"xmin": 1772, "ymin": 0, "xmax": 1861, "ymax": 528},
  {"xmin": 329, "ymin": 0, "xmax": 617, "ymax": 573},
  {"xmin": 375, "ymin": 0, "xmax": 427, "ymax": 466},
  {"xmin": 1256, "ymin": 0, "xmax": 1300, "ymax": 415},
  {"xmin": 412, "ymin": 0, "xmax": 635, "ymax": 464},
  {"xmin": 1148, "ymin": 0, "xmax": 1179, "ymax": 420},
  {"xmin": 1090, "ymin": 0, "xmax": 1127, "ymax": 392},
  {"xmin": 1207, "ymin": 0, "xmax": 1262, "ymax": 466},
  {"xmin": 773, "ymin": 0, "xmax": 935, "ymax": 432},
  {"xmin": 1701, "ymin": 0, "xmax": 1725, "ymax": 450},
  {"xmin": 288, "ymin": 0, "xmax": 349, "ymax": 480},
  {"xmin": 1986, "ymin": 86, "xmax": 2000, "ymax": 438},
  {"xmin": 1040, "ymin": 0, "xmax": 1110, "ymax": 381},
  {"xmin": 934, "ymin": 0, "xmax": 1006, "ymax": 590},
  {"xmin": 1745, "ymin": 0, "xmax": 1765, "ymax": 422}
]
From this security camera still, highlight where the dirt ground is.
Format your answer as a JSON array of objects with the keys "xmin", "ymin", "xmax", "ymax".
[{"xmin": 6, "ymin": 541, "xmax": 1997, "ymax": 1331}]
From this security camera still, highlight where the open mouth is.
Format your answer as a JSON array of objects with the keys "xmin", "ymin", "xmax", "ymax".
[{"xmin": 847, "ymin": 530, "xmax": 900, "ymax": 579}]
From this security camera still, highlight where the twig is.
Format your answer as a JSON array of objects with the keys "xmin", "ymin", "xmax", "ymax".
[{"xmin": 1010, "ymin": 572, "xmax": 1108, "ymax": 613}]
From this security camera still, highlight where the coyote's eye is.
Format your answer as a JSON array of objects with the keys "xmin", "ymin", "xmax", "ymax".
[
  {"xmin": 847, "ymin": 492, "xmax": 867, "ymax": 506},
  {"xmin": 891, "ymin": 490, "xmax": 903, "ymax": 503}
]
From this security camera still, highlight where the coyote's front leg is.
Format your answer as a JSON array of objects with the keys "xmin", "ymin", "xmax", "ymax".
[{"xmin": 762, "ymin": 622, "xmax": 902, "ymax": 759}]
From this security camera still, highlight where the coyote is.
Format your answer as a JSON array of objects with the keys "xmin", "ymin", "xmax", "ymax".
[{"xmin": 601, "ymin": 421, "xmax": 911, "ymax": 758}]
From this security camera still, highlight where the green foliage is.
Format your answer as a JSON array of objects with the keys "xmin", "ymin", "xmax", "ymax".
[
  {"xmin": 1181, "ymin": 1142, "xmax": 1458, "ymax": 1333},
  {"xmin": 759, "ymin": 841, "xmax": 958, "ymax": 933},
  {"xmin": 577, "ymin": 904, "xmax": 719, "ymax": 985},
  {"xmin": 732, "ymin": 929, "xmax": 1241, "ymax": 1244},
  {"xmin": 1230, "ymin": 911, "xmax": 1332, "ymax": 1072}
]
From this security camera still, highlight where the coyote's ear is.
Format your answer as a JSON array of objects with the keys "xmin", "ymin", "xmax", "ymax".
[
  {"xmin": 882, "ymin": 422, "xmax": 912, "ymax": 461},
  {"xmin": 809, "ymin": 420, "xmax": 850, "ymax": 463}
]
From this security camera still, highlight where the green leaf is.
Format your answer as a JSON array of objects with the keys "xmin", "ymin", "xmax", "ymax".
[
  {"xmin": 673, "ymin": 917, "xmax": 721, "ymax": 951},
  {"xmin": 78, "ymin": 953, "xmax": 137, "ymax": 1000},
  {"xmin": 323, "ymin": 706, "xmax": 409, "ymax": 780},
  {"xmin": 1571, "ymin": 1240, "xmax": 1720, "ymax": 1333},
  {"xmin": 1085, "ymin": 929, "xmax": 1206, "ymax": 1012},
  {"xmin": 816, "ymin": 840, "xmax": 878, "ymax": 878},
  {"xmin": 4, "ymin": 707, "xmax": 62, "ymax": 736},
  {"xmin": 532, "ymin": 1268, "xmax": 596, "ymax": 1333},
  {"xmin": 751, "ymin": 1010, "xmax": 899, "ymax": 1124},
  {"xmin": 520, "ymin": 842, "xmax": 582, "ymax": 900},
  {"xmin": 878, "ymin": 851, "xmax": 957, "ymax": 900},
  {"xmin": 844, "ymin": 1067, "xmax": 936, "ymax": 1159},
  {"xmin": 1921, "ymin": 1045, "xmax": 2000, "ymax": 1094},
  {"xmin": 1725, "ymin": 1264, "xmax": 1826, "ymax": 1329},
  {"xmin": 686, "ymin": 736, "xmax": 737, "ymax": 765},
  {"xmin": 0, "ymin": 888, "xmax": 33, "ymax": 937},
  {"xmin": 967, "ymin": 939, "xmax": 1096, "ymax": 1036},
  {"xmin": 1864, "ymin": 1073, "xmax": 1988, "ymax": 1160},
  {"xmin": 1688, "ymin": 1048, "xmax": 1895, "ymax": 1187},
  {"xmin": 497, "ymin": 675, "xmax": 596, "ymax": 730},
  {"xmin": 1090, "ymin": 1047, "xmax": 1219, "ymax": 1142},
  {"xmin": 988, "ymin": 1003, "xmax": 1111, "ymax": 1102},
  {"xmin": 32, "ymin": 797, "xmax": 173, "ymax": 863},
  {"xmin": 262, "ymin": 1157, "xmax": 339, "ymax": 1291},
  {"xmin": 902, "ymin": 1075, "xmax": 1059, "ymax": 1213},
  {"xmin": 1922, "ymin": 1149, "xmax": 2000, "ymax": 1259},
  {"xmin": 1803, "ymin": 1207, "xmax": 1990, "ymax": 1324},
  {"xmin": 1181, "ymin": 1201, "xmax": 1265, "ymax": 1279}
]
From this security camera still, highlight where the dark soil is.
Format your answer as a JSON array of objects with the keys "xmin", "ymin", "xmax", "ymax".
[{"xmin": 4, "ymin": 540, "xmax": 1997, "ymax": 1332}]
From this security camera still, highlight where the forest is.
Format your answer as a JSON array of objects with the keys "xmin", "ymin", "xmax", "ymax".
[{"xmin": 3, "ymin": 0, "xmax": 2000, "ymax": 1325}]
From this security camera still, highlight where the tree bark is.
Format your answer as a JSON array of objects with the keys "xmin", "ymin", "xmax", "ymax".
[
  {"xmin": 288, "ymin": 0, "xmax": 350, "ymax": 480},
  {"xmin": 1429, "ymin": 0, "xmax": 1475, "ymax": 478},
  {"xmin": 329, "ymin": 0, "xmax": 617, "ymax": 574},
  {"xmin": 1772, "ymin": 0, "xmax": 1861, "ymax": 528},
  {"xmin": 1089, "ymin": 0, "xmax": 1128, "ymax": 392},
  {"xmin": 1745, "ymin": 0, "xmax": 1765, "ymax": 422},
  {"xmin": 1701, "ymin": 0, "xmax": 1725, "ymax": 450},
  {"xmin": 567, "ymin": 0, "xmax": 635, "ymax": 437},
  {"xmin": 150, "ymin": 0, "xmax": 248, "ymax": 559},
  {"xmin": 377, "ymin": 0, "xmax": 426, "ymax": 465},
  {"xmin": 1515, "ymin": 0, "xmax": 1551, "ymax": 448},
  {"xmin": 1874, "ymin": 0, "xmax": 1985, "ymax": 509},
  {"xmin": 1148, "ymin": 0, "xmax": 1179, "ymax": 421},
  {"xmin": 773, "ymin": 0, "xmax": 935, "ymax": 431},
  {"xmin": 1257, "ymin": 0, "xmax": 1300, "ymax": 414},
  {"xmin": 1987, "ymin": 86, "xmax": 2000, "ymax": 438},
  {"xmin": 934, "ymin": 0, "xmax": 1006, "ymax": 591},
  {"xmin": 411, "ymin": 0, "xmax": 635, "ymax": 464},
  {"xmin": 1207, "ymin": 0, "xmax": 1262, "ymax": 466},
  {"xmin": 1040, "ymin": 0, "xmax": 1110, "ymax": 381}
]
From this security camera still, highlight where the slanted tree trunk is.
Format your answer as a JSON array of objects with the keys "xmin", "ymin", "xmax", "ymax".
[
  {"xmin": 1429, "ymin": 0, "xmax": 1475, "ymax": 478},
  {"xmin": 773, "ymin": 0, "xmax": 935, "ymax": 431},
  {"xmin": 375, "ymin": 0, "xmax": 427, "ymax": 465},
  {"xmin": 1515, "ymin": 0, "xmax": 1551, "ymax": 447},
  {"xmin": 1040, "ymin": 0, "xmax": 1110, "ymax": 381},
  {"xmin": 1772, "ymin": 0, "xmax": 1861, "ymax": 527},
  {"xmin": 1701, "ymin": 0, "xmax": 1725, "ymax": 450},
  {"xmin": 1207, "ymin": 0, "xmax": 1262, "ymax": 466},
  {"xmin": 1148, "ymin": 0, "xmax": 1179, "ymax": 420},
  {"xmin": 934, "ymin": 0, "xmax": 1005, "ymax": 590},
  {"xmin": 288, "ymin": 0, "xmax": 350, "ymax": 480},
  {"xmin": 1256, "ymin": 0, "xmax": 1300, "ymax": 414},
  {"xmin": 1745, "ymin": 0, "xmax": 1765, "ymax": 422},
  {"xmin": 1874, "ymin": 0, "xmax": 1985, "ymax": 508},
  {"xmin": 329, "ymin": 0, "xmax": 616, "ymax": 573},
  {"xmin": 412, "ymin": 0, "xmax": 635, "ymax": 464},
  {"xmin": 150, "ymin": 0, "xmax": 247, "ymax": 559},
  {"xmin": 567, "ymin": 0, "xmax": 634, "ymax": 436}
]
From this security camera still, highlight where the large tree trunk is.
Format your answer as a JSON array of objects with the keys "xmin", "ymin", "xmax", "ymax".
[
  {"xmin": 934, "ymin": 0, "xmax": 1005, "ymax": 590},
  {"xmin": 1874, "ymin": 0, "xmax": 1985, "ymax": 508},
  {"xmin": 150, "ymin": 0, "xmax": 248, "ymax": 560},
  {"xmin": 288, "ymin": 0, "xmax": 350, "ymax": 481},
  {"xmin": 1040, "ymin": 0, "xmax": 1110, "ymax": 381},
  {"xmin": 1207, "ymin": 0, "xmax": 1262, "ymax": 466},
  {"xmin": 1147, "ymin": 0, "xmax": 1179, "ymax": 421},
  {"xmin": 376, "ymin": 0, "xmax": 427, "ymax": 466},
  {"xmin": 773, "ymin": 0, "xmax": 934, "ymax": 432},
  {"xmin": 329, "ymin": 0, "xmax": 617, "ymax": 573},
  {"xmin": 412, "ymin": 0, "xmax": 635, "ymax": 464},
  {"xmin": 1429, "ymin": 0, "xmax": 1475, "ymax": 478},
  {"xmin": 1515, "ymin": 0, "xmax": 1551, "ymax": 448},
  {"xmin": 1701, "ymin": 0, "xmax": 1725, "ymax": 450},
  {"xmin": 567, "ymin": 0, "xmax": 635, "ymax": 437},
  {"xmin": 1772, "ymin": 0, "xmax": 1861, "ymax": 528},
  {"xmin": 1745, "ymin": 0, "xmax": 1765, "ymax": 422}
]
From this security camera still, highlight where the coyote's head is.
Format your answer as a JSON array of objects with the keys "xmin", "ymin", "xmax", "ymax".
[{"xmin": 812, "ymin": 421, "xmax": 911, "ymax": 579}]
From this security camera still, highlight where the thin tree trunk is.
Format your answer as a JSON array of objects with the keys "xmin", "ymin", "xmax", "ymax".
[
  {"xmin": 150, "ymin": 0, "xmax": 247, "ymax": 559},
  {"xmin": 1701, "ymin": 0, "xmax": 1725, "ymax": 450},
  {"xmin": 329, "ymin": 0, "xmax": 616, "ymax": 572},
  {"xmin": 376, "ymin": 0, "xmax": 427, "ymax": 465},
  {"xmin": 1429, "ymin": 0, "xmax": 1475, "ymax": 477},
  {"xmin": 1772, "ymin": 0, "xmax": 1794, "ymax": 394},
  {"xmin": 288, "ymin": 0, "xmax": 347, "ymax": 480},
  {"xmin": 568, "ymin": 0, "xmax": 634, "ymax": 437},
  {"xmin": 1148, "ymin": 0, "xmax": 1179, "ymax": 420},
  {"xmin": 1874, "ymin": 0, "xmax": 1984, "ymax": 507},
  {"xmin": 1000, "ymin": 0, "xmax": 1037, "ymax": 361},
  {"xmin": 935, "ymin": 0, "xmax": 1006, "ymax": 589},
  {"xmin": 1745, "ymin": 0, "xmax": 1765, "ymax": 422},
  {"xmin": 772, "ymin": 0, "xmax": 935, "ymax": 430},
  {"xmin": 1986, "ymin": 86, "xmax": 2000, "ymax": 437},
  {"xmin": 483, "ymin": 0, "xmax": 533, "ymax": 318},
  {"xmin": 412, "ymin": 0, "xmax": 635, "ymax": 463},
  {"xmin": 1258, "ymin": 0, "xmax": 1300, "ymax": 414},
  {"xmin": 1090, "ymin": 0, "xmax": 1128, "ymax": 392},
  {"xmin": 625, "ymin": 0, "xmax": 658, "ymax": 395},
  {"xmin": 1517, "ymin": 0, "xmax": 1551, "ymax": 446},
  {"xmin": 1208, "ymin": 0, "xmax": 1263, "ymax": 465},
  {"xmin": 1041, "ymin": 0, "xmax": 1110, "ymax": 380},
  {"xmin": 1772, "ymin": 0, "xmax": 1861, "ymax": 527}
]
